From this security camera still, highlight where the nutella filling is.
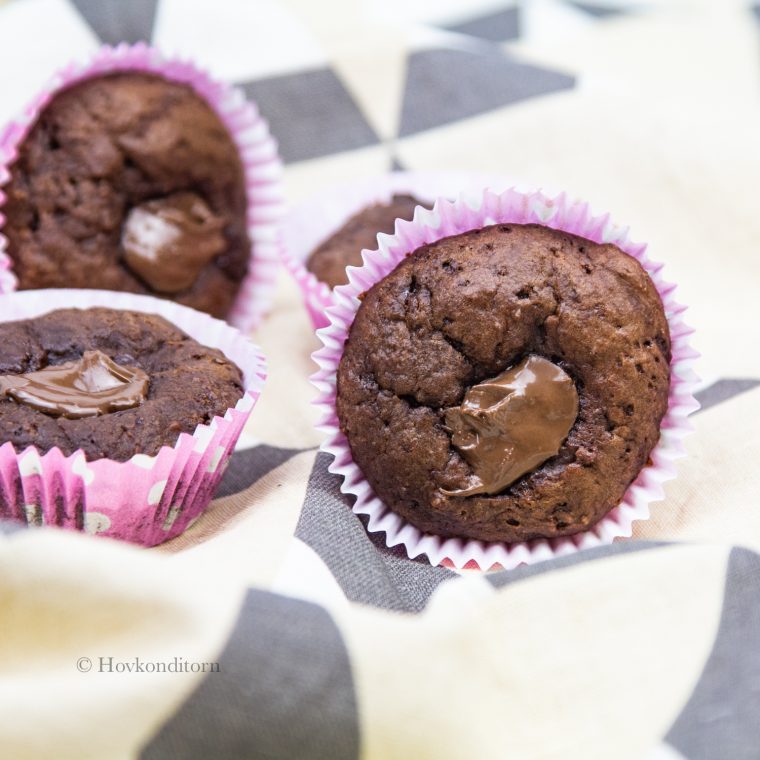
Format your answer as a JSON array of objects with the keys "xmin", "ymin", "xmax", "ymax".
[
  {"xmin": 121, "ymin": 192, "xmax": 226, "ymax": 293},
  {"xmin": 442, "ymin": 355, "xmax": 579, "ymax": 497},
  {"xmin": 0, "ymin": 350, "xmax": 149, "ymax": 419}
]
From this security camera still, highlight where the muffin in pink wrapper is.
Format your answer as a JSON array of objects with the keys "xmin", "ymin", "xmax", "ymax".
[
  {"xmin": 281, "ymin": 171, "xmax": 518, "ymax": 330},
  {"xmin": 0, "ymin": 43, "xmax": 284, "ymax": 332},
  {"xmin": 0, "ymin": 289, "xmax": 266, "ymax": 547},
  {"xmin": 312, "ymin": 187, "xmax": 699, "ymax": 570}
]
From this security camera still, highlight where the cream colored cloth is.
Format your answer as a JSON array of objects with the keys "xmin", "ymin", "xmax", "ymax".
[{"xmin": 0, "ymin": 1, "xmax": 758, "ymax": 759}]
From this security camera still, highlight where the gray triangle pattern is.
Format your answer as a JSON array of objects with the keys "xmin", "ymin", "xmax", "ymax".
[
  {"xmin": 214, "ymin": 444, "xmax": 306, "ymax": 499},
  {"xmin": 142, "ymin": 589, "xmax": 359, "ymax": 760},
  {"xmin": 444, "ymin": 7, "xmax": 520, "ymax": 42},
  {"xmin": 567, "ymin": 1, "xmax": 630, "ymax": 18},
  {"xmin": 694, "ymin": 379, "xmax": 760, "ymax": 415},
  {"xmin": 69, "ymin": 0, "xmax": 158, "ymax": 44},
  {"xmin": 666, "ymin": 548, "xmax": 760, "ymax": 759},
  {"xmin": 241, "ymin": 70, "xmax": 381, "ymax": 164},
  {"xmin": 399, "ymin": 48, "xmax": 575, "ymax": 137},
  {"xmin": 295, "ymin": 452, "xmax": 456, "ymax": 613}
]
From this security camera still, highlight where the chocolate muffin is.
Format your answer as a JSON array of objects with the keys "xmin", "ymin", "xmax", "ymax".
[
  {"xmin": 0, "ymin": 308, "xmax": 243, "ymax": 461},
  {"xmin": 306, "ymin": 194, "xmax": 425, "ymax": 289},
  {"xmin": 2, "ymin": 73, "xmax": 250, "ymax": 318},
  {"xmin": 336, "ymin": 223, "xmax": 671, "ymax": 543}
]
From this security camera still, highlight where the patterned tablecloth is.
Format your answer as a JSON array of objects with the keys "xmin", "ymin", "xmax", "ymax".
[{"xmin": 1, "ymin": 0, "xmax": 759, "ymax": 758}]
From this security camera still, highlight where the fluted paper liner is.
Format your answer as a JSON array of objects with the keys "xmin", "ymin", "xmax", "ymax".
[
  {"xmin": 312, "ymin": 188, "xmax": 699, "ymax": 570},
  {"xmin": 0, "ymin": 289, "xmax": 266, "ymax": 546},
  {"xmin": 0, "ymin": 43, "xmax": 284, "ymax": 332}
]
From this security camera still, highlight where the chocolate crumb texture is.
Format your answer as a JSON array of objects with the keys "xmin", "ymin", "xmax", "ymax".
[
  {"xmin": 307, "ymin": 194, "xmax": 426, "ymax": 289},
  {"xmin": 0, "ymin": 307, "xmax": 244, "ymax": 462},
  {"xmin": 3, "ymin": 73, "xmax": 250, "ymax": 318},
  {"xmin": 336, "ymin": 223, "xmax": 671, "ymax": 543}
]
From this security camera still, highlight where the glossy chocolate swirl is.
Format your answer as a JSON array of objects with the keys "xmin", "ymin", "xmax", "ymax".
[
  {"xmin": 442, "ymin": 355, "xmax": 578, "ymax": 496},
  {"xmin": 122, "ymin": 192, "xmax": 226, "ymax": 293},
  {"xmin": 0, "ymin": 350, "xmax": 149, "ymax": 419}
]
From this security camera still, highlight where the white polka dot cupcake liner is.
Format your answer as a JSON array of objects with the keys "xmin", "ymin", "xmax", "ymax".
[
  {"xmin": 0, "ymin": 42, "xmax": 285, "ymax": 333},
  {"xmin": 280, "ymin": 171, "xmax": 519, "ymax": 330},
  {"xmin": 0, "ymin": 289, "xmax": 266, "ymax": 546},
  {"xmin": 312, "ymin": 187, "xmax": 700, "ymax": 570}
]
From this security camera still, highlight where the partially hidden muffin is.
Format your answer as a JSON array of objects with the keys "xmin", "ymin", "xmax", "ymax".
[
  {"xmin": 2, "ymin": 73, "xmax": 250, "ymax": 318},
  {"xmin": 0, "ymin": 307, "xmax": 243, "ymax": 461},
  {"xmin": 336, "ymin": 223, "xmax": 671, "ymax": 543},
  {"xmin": 306, "ymin": 194, "xmax": 426, "ymax": 289}
]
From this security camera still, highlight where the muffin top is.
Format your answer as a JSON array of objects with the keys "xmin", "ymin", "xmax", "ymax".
[
  {"xmin": 336, "ymin": 223, "xmax": 671, "ymax": 543},
  {"xmin": 0, "ymin": 308, "xmax": 243, "ymax": 461},
  {"xmin": 3, "ymin": 73, "xmax": 250, "ymax": 319},
  {"xmin": 306, "ymin": 194, "xmax": 425, "ymax": 289}
]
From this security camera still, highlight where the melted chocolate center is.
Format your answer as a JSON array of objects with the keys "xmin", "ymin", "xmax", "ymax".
[
  {"xmin": 442, "ymin": 355, "xmax": 578, "ymax": 497},
  {"xmin": 121, "ymin": 192, "xmax": 226, "ymax": 293},
  {"xmin": 0, "ymin": 350, "xmax": 149, "ymax": 419}
]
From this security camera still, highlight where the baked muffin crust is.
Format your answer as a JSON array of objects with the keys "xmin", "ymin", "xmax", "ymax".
[
  {"xmin": 337, "ymin": 223, "xmax": 671, "ymax": 542},
  {"xmin": 0, "ymin": 308, "xmax": 243, "ymax": 461},
  {"xmin": 3, "ymin": 73, "xmax": 250, "ymax": 318}
]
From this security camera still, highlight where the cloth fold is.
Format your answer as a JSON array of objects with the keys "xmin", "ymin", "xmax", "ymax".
[{"xmin": 1, "ymin": 0, "xmax": 758, "ymax": 758}]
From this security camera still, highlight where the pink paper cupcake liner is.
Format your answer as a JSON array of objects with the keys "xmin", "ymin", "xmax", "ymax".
[
  {"xmin": 312, "ymin": 187, "xmax": 699, "ymax": 571},
  {"xmin": 280, "ymin": 171, "xmax": 521, "ymax": 330},
  {"xmin": 0, "ymin": 288, "xmax": 267, "ymax": 547},
  {"xmin": 0, "ymin": 43, "xmax": 285, "ymax": 333}
]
